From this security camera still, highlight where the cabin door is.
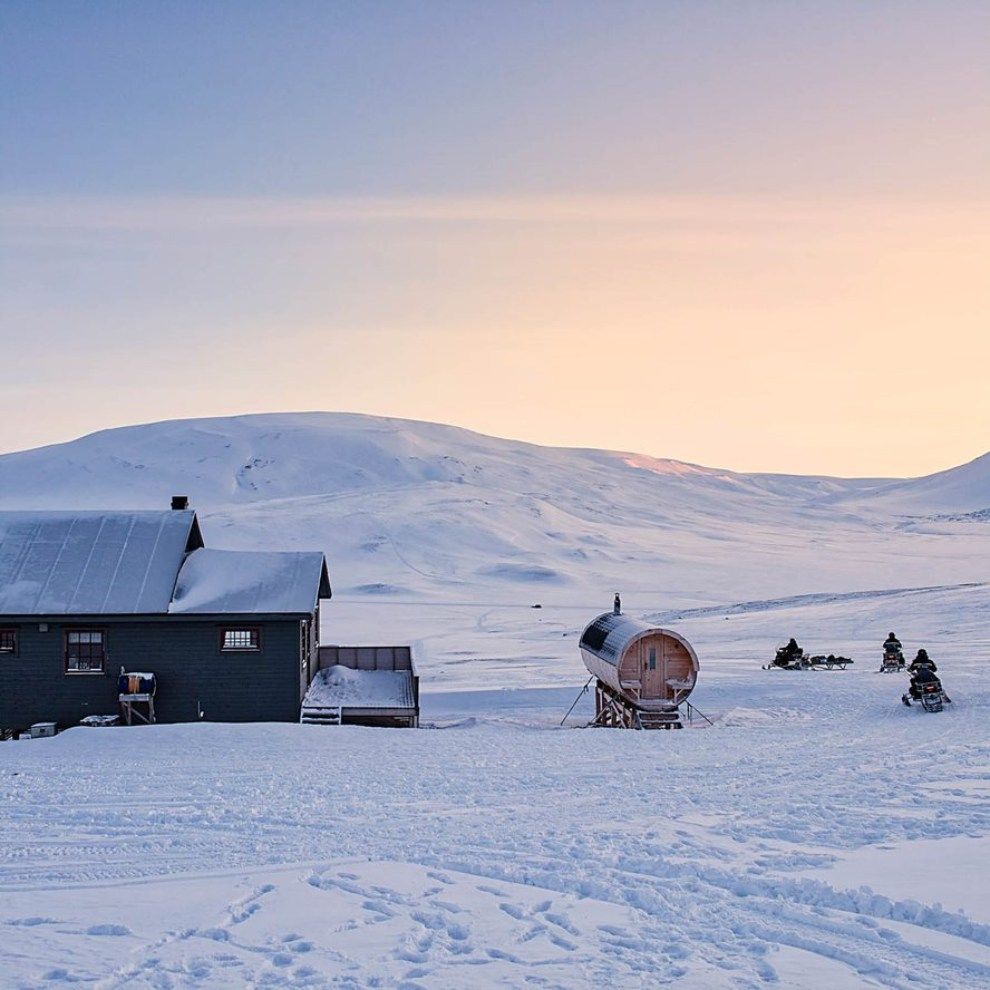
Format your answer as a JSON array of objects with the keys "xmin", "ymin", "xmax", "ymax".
[{"xmin": 640, "ymin": 638, "xmax": 665, "ymax": 699}]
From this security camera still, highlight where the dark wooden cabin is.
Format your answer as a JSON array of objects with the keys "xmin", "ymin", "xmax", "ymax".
[
  {"xmin": 579, "ymin": 610, "xmax": 699, "ymax": 729},
  {"xmin": 0, "ymin": 502, "xmax": 331, "ymax": 734}
]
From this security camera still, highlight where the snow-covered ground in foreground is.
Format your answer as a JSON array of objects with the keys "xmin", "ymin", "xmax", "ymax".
[
  {"xmin": 2, "ymin": 597, "xmax": 988, "ymax": 989},
  {"xmin": 0, "ymin": 412, "xmax": 988, "ymax": 987}
]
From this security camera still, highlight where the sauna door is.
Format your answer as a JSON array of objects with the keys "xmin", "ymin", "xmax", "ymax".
[{"xmin": 640, "ymin": 638, "xmax": 665, "ymax": 699}]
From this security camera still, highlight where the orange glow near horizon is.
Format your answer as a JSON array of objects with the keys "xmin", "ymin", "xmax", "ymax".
[
  {"xmin": 7, "ymin": 193, "xmax": 985, "ymax": 477},
  {"xmin": 3, "ymin": 3, "xmax": 989, "ymax": 477}
]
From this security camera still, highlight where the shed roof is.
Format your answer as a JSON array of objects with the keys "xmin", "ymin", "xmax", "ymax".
[
  {"xmin": 579, "ymin": 611, "xmax": 658, "ymax": 666},
  {"xmin": 169, "ymin": 548, "xmax": 332, "ymax": 615},
  {"xmin": 0, "ymin": 510, "xmax": 202, "ymax": 615}
]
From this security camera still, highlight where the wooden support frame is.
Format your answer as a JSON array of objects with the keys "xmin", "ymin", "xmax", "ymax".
[
  {"xmin": 593, "ymin": 678, "xmax": 681, "ymax": 730},
  {"xmin": 119, "ymin": 693, "xmax": 156, "ymax": 726}
]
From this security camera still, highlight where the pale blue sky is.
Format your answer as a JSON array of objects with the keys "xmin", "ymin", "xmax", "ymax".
[{"xmin": 2, "ymin": 2, "xmax": 988, "ymax": 473}]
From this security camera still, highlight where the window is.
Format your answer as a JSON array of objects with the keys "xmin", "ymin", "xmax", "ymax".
[
  {"xmin": 0, "ymin": 628, "xmax": 16, "ymax": 654},
  {"xmin": 648, "ymin": 647, "xmax": 657, "ymax": 671},
  {"xmin": 65, "ymin": 629, "xmax": 106, "ymax": 673},
  {"xmin": 221, "ymin": 627, "xmax": 261, "ymax": 651}
]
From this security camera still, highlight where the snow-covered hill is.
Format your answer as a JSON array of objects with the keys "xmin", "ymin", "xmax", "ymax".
[{"xmin": 0, "ymin": 412, "xmax": 986, "ymax": 604}]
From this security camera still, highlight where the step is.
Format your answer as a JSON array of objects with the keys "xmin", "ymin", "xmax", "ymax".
[
  {"xmin": 637, "ymin": 709, "xmax": 682, "ymax": 729},
  {"xmin": 301, "ymin": 705, "xmax": 342, "ymax": 725}
]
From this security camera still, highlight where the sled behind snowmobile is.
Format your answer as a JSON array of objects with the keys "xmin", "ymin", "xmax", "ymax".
[{"xmin": 809, "ymin": 655, "xmax": 853, "ymax": 670}]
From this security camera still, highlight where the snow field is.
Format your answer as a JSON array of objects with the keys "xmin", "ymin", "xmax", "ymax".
[
  {"xmin": 2, "ymin": 620, "xmax": 988, "ymax": 988},
  {"xmin": 0, "ymin": 412, "xmax": 987, "ymax": 986}
]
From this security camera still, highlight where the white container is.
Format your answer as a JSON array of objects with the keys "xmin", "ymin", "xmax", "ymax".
[{"xmin": 29, "ymin": 722, "xmax": 57, "ymax": 738}]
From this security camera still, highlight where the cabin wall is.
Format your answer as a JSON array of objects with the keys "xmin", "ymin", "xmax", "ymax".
[{"xmin": 0, "ymin": 616, "xmax": 309, "ymax": 732}]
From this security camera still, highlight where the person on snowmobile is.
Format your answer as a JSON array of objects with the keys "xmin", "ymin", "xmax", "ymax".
[
  {"xmin": 773, "ymin": 637, "xmax": 803, "ymax": 668},
  {"xmin": 903, "ymin": 650, "xmax": 951, "ymax": 705},
  {"xmin": 903, "ymin": 664, "xmax": 941, "ymax": 705},
  {"xmin": 881, "ymin": 632, "xmax": 905, "ymax": 671}
]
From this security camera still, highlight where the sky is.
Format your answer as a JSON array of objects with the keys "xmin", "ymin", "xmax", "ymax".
[{"xmin": 1, "ymin": 1, "xmax": 988, "ymax": 477}]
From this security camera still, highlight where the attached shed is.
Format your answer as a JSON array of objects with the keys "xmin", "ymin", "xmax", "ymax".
[
  {"xmin": 301, "ymin": 645, "xmax": 419, "ymax": 728},
  {"xmin": 579, "ymin": 610, "xmax": 699, "ymax": 729}
]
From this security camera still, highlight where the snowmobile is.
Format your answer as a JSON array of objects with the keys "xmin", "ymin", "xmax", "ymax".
[
  {"xmin": 902, "ymin": 671, "xmax": 949, "ymax": 713},
  {"xmin": 763, "ymin": 647, "xmax": 811, "ymax": 671},
  {"xmin": 879, "ymin": 648, "xmax": 904, "ymax": 673}
]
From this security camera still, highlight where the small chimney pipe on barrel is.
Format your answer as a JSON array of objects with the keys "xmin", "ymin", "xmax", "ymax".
[{"xmin": 171, "ymin": 495, "xmax": 190, "ymax": 511}]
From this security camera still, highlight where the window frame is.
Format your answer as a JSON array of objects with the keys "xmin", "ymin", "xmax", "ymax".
[
  {"xmin": 0, "ymin": 627, "xmax": 17, "ymax": 656},
  {"xmin": 219, "ymin": 626, "xmax": 262, "ymax": 653},
  {"xmin": 64, "ymin": 627, "xmax": 107, "ymax": 675}
]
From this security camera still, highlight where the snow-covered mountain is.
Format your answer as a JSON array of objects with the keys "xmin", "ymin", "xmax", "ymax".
[{"xmin": 0, "ymin": 412, "xmax": 986, "ymax": 604}]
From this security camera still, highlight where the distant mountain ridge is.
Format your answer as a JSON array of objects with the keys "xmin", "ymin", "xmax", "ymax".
[
  {"xmin": 0, "ymin": 413, "xmax": 985, "ymax": 603},
  {"xmin": 1, "ymin": 411, "xmax": 982, "ymax": 509}
]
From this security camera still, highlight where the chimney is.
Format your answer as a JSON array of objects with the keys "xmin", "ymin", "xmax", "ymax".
[{"xmin": 171, "ymin": 495, "xmax": 190, "ymax": 511}]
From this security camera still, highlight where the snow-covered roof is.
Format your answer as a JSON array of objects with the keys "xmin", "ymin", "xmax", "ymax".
[
  {"xmin": 0, "ymin": 509, "xmax": 331, "ymax": 617},
  {"xmin": 0, "ymin": 510, "xmax": 202, "ymax": 615},
  {"xmin": 169, "ymin": 548, "xmax": 331, "ymax": 615},
  {"xmin": 304, "ymin": 666, "xmax": 415, "ymax": 710}
]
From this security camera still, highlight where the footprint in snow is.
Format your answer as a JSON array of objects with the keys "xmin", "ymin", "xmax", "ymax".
[
  {"xmin": 362, "ymin": 898, "xmax": 398, "ymax": 920},
  {"xmin": 85, "ymin": 923, "xmax": 133, "ymax": 936},
  {"xmin": 281, "ymin": 935, "xmax": 314, "ymax": 953},
  {"xmin": 41, "ymin": 968, "xmax": 75, "ymax": 982},
  {"xmin": 428, "ymin": 899, "xmax": 464, "ymax": 914},
  {"xmin": 542, "ymin": 912, "xmax": 579, "ymax": 936},
  {"xmin": 229, "ymin": 901, "xmax": 261, "ymax": 924},
  {"xmin": 498, "ymin": 902, "xmax": 526, "ymax": 920},
  {"xmin": 228, "ymin": 883, "xmax": 275, "ymax": 923},
  {"xmin": 487, "ymin": 948, "xmax": 524, "ymax": 964}
]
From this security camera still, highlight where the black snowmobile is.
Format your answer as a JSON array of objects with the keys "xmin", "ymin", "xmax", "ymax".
[
  {"xmin": 880, "ymin": 634, "xmax": 905, "ymax": 673},
  {"xmin": 764, "ymin": 643, "xmax": 810, "ymax": 670},
  {"xmin": 880, "ymin": 648, "xmax": 905, "ymax": 673},
  {"xmin": 902, "ymin": 667, "xmax": 950, "ymax": 713}
]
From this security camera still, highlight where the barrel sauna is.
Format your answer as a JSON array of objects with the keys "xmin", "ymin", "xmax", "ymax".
[{"xmin": 579, "ymin": 611, "xmax": 699, "ymax": 729}]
